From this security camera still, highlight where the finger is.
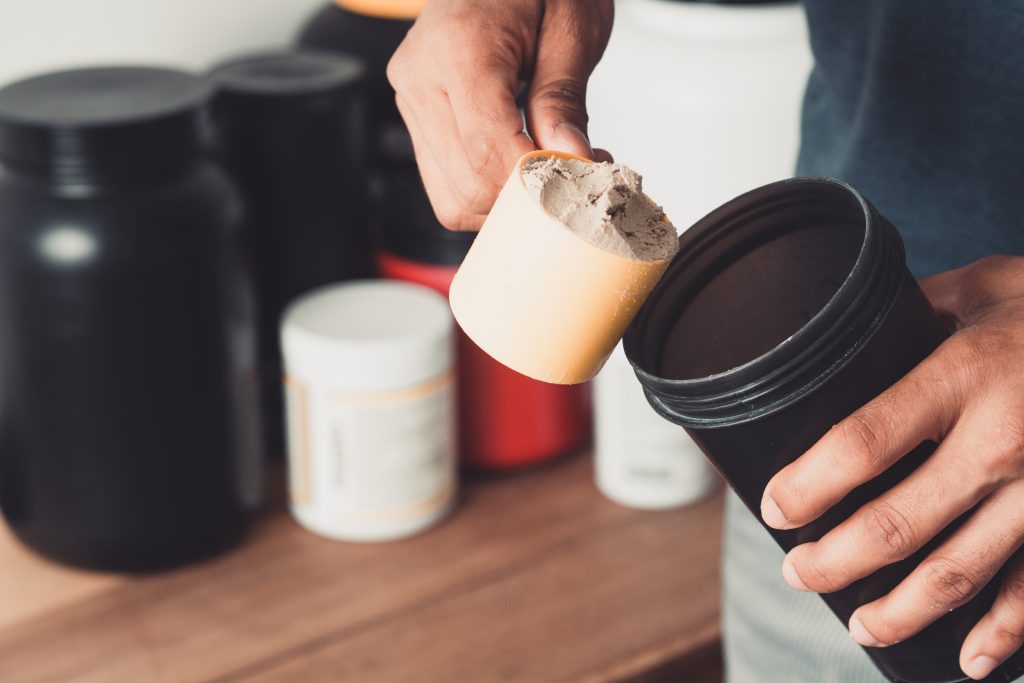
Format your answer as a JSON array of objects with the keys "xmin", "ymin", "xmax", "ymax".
[
  {"xmin": 761, "ymin": 340, "xmax": 965, "ymax": 530},
  {"xmin": 921, "ymin": 255, "xmax": 1024, "ymax": 325},
  {"xmin": 960, "ymin": 549, "xmax": 1024, "ymax": 680},
  {"xmin": 446, "ymin": 56, "xmax": 536, "ymax": 199},
  {"xmin": 396, "ymin": 94, "xmax": 487, "ymax": 231},
  {"xmin": 847, "ymin": 481, "xmax": 1024, "ymax": 650},
  {"xmin": 783, "ymin": 413, "xmax": 1000, "ymax": 593},
  {"xmin": 593, "ymin": 147, "xmax": 614, "ymax": 163},
  {"xmin": 525, "ymin": 0, "xmax": 611, "ymax": 157},
  {"xmin": 400, "ymin": 84, "xmax": 513, "ymax": 218}
]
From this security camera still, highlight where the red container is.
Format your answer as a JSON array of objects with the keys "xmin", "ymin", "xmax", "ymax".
[{"xmin": 375, "ymin": 177, "xmax": 591, "ymax": 469}]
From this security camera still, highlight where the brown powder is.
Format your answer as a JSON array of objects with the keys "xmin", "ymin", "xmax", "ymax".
[{"xmin": 521, "ymin": 156, "xmax": 678, "ymax": 261}]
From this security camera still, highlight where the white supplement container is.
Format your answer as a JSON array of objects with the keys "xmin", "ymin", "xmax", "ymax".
[
  {"xmin": 587, "ymin": 0, "xmax": 809, "ymax": 508},
  {"xmin": 594, "ymin": 342, "xmax": 717, "ymax": 509},
  {"xmin": 281, "ymin": 280, "xmax": 456, "ymax": 542},
  {"xmin": 587, "ymin": 0, "xmax": 812, "ymax": 229}
]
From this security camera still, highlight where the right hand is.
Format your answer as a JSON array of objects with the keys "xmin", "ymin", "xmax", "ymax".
[{"xmin": 387, "ymin": 0, "xmax": 614, "ymax": 231}]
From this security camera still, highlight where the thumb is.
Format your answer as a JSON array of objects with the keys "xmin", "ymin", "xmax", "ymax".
[{"xmin": 525, "ymin": 1, "xmax": 611, "ymax": 159}]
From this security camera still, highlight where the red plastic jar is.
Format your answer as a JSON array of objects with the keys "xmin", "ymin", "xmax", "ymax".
[{"xmin": 376, "ymin": 173, "xmax": 592, "ymax": 470}]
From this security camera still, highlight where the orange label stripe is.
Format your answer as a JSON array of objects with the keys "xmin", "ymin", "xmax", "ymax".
[{"xmin": 329, "ymin": 369, "xmax": 454, "ymax": 406}]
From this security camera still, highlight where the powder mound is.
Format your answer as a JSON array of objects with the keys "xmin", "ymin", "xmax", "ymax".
[{"xmin": 521, "ymin": 156, "xmax": 678, "ymax": 261}]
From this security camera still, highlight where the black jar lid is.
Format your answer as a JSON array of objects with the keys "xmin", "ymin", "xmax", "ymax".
[
  {"xmin": 209, "ymin": 51, "xmax": 366, "ymax": 120},
  {"xmin": 0, "ymin": 66, "xmax": 211, "ymax": 177},
  {"xmin": 377, "ymin": 169, "xmax": 476, "ymax": 266}
]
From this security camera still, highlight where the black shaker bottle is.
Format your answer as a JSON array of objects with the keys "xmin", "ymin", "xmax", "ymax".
[
  {"xmin": 624, "ymin": 178, "xmax": 1024, "ymax": 683},
  {"xmin": 0, "ymin": 67, "xmax": 263, "ymax": 571},
  {"xmin": 209, "ymin": 51, "xmax": 369, "ymax": 458}
]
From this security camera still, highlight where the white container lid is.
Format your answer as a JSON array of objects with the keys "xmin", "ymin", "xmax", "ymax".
[{"xmin": 281, "ymin": 280, "xmax": 453, "ymax": 392}]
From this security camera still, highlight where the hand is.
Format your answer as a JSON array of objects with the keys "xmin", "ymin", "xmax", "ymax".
[
  {"xmin": 760, "ymin": 255, "xmax": 1024, "ymax": 680},
  {"xmin": 387, "ymin": 0, "xmax": 614, "ymax": 230}
]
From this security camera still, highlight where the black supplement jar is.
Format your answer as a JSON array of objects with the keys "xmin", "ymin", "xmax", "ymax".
[
  {"xmin": 298, "ymin": 0, "xmax": 421, "ymax": 179},
  {"xmin": 624, "ymin": 178, "xmax": 1024, "ymax": 683},
  {"xmin": 0, "ymin": 67, "xmax": 263, "ymax": 571},
  {"xmin": 209, "ymin": 50, "xmax": 370, "ymax": 458}
]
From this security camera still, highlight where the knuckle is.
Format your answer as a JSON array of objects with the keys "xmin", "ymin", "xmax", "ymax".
[
  {"xmin": 446, "ymin": 9, "xmax": 481, "ymax": 34},
  {"xmin": 463, "ymin": 139, "xmax": 501, "ymax": 181},
  {"xmin": 923, "ymin": 558, "xmax": 982, "ymax": 608},
  {"xmin": 547, "ymin": 1, "xmax": 613, "ymax": 52},
  {"xmin": 1003, "ymin": 571, "xmax": 1024, "ymax": 606},
  {"xmin": 432, "ymin": 201, "xmax": 466, "ymax": 232},
  {"xmin": 948, "ymin": 327, "xmax": 1000, "ymax": 385},
  {"xmin": 839, "ymin": 410, "xmax": 890, "ymax": 471},
  {"xmin": 985, "ymin": 421, "xmax": 1024, "ymax": 480},
  {"xmin": 994, "ymin": 621, "xmax": 1024, "ymax": 646},
  {"xmin": 461, "ymin": 178, "xmax": 498, "ymax": 216},
  {"xmin": 532, "ymin": 78, "xmax": 589, "ymax": 119},
  {"xmin": 863, "ymin": 501, "xmax": 917, "ymax": 559},
  {"xmin": 385, "ymin": 50, "xmax": 411, "ymax": 92}
]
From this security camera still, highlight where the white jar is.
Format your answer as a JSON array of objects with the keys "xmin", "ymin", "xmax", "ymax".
[
  {"xmin": 588, "ymin": 0, "xmax": 809, "ymax": 508},
  {"xmin": 587, "ymin": 0, "xmax": 813, "ymax": 230},
  {"xmin": 281, "ymin": 280, "xmax": 456, "ymax": 542},
  {"xmin": 594, "ymin": 342, "xmax": 717, "ymax": 510}
]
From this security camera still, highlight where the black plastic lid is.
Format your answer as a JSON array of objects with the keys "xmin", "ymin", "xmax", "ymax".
[
  {"xmin": 208, "ymin": 50, "xmax": 366, "ymax": 120},
  {"xmin": 0, "ymin": 66, "xmax": 211, "ymax": 179},
  {"xmin": 377, "ymin": 169, "xmax": 476, "ymax": 266}
]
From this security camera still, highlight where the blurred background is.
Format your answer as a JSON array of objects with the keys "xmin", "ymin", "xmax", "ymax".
[
  {"xmin": 0, "ymin": 1, "xmax": 810, "ymax": 681},
  {"xmin": 0, "ymin": 0, "xmax": 326, "ymax": 83}
]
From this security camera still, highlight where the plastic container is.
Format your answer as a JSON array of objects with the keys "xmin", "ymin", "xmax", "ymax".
[
  {"xmin": 297, "ymin": 0, "xmax": 424, "ymax": 178},
  {"xmin": 281, "ymin": 280, "xmax": 456, "ymax": 541},
  {"xmin": 624, "ymin": 178, "xmax": 1024, "ymax": 683},
  {"xmin": 587, "ymin": 0, "xmax": 809, "ymax": 510},
  {"xmin": 587, "ymin": 0, "xmax": 811, "ymax": 229},
  {"xmin": 0, "ymin": 66, "xmax": 263, "ymax": 571},
  {"xmin": 376, "ymin": 173, "xmax": 591, "ymax": 470},
  {"xmin": 450, "ymin": 150, "xmax": 675, "ymax": 385},
  {"xmin": 594, "ymin": 342, "xmax": 715, "ymax": 509},
  {"xmin": 210, "ymin": 50, "xmax": 371, "ymax": 458}
]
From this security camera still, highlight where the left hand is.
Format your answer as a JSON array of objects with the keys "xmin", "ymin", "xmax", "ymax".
[{"xmin": 759, "ymin": 255, "xmax": 1024, "ymax": 681}]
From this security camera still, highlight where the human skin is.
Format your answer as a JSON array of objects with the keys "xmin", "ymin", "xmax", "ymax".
[
  {"xmin": 389, "ymin": 2, "xmax": 1024, "ymax": 680},
  {"xmin": 386, "ymin": 0, "xmax": 614, "ymax": 231},
  {"xmin": 762, "ymin": 255, "xmax": 1024, "ymax": 680}
]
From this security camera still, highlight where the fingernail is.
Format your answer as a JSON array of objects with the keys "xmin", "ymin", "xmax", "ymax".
[
  {"xmin": 551, "ymin": 123, "xmax": 594, "ymax": 157},
  {"xmin": 963, "ymin": 655, "xmax": 999, "ymax": 680},
  {"xmin": 760, "ymin": 495, "xmax": 789, "ymax": 529},
  {"xmin": 781, "ymin": 555, "xmax": 809, "ymax": 591},
  {"xmin": 849, "ymin": 616, "xmax": 884, "ymax": 647}
]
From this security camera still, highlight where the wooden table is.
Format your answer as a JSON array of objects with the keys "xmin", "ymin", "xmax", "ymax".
[{"xmin": 0, "ymin": 453, "xmax": 723, "ymax": 683}]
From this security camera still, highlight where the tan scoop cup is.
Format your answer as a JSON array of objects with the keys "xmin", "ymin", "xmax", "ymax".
[{"xmin": 449, "ymin": 150, "xmax": 676, "ymax": 385}]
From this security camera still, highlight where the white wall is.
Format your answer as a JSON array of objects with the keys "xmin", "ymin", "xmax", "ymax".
[{"xmin": 0, "ymin": 0, "xmax": 328, "ymax": 87}]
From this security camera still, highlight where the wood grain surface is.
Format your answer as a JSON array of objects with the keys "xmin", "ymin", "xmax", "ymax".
[{"xmin": 0, "ymin": 453, "xmax": 723, "ymax": 683}]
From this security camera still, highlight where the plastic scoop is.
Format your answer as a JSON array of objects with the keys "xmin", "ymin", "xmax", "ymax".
[{"xmin": 449, "ymin": 150, "xmax": 677, "ymax": 384}]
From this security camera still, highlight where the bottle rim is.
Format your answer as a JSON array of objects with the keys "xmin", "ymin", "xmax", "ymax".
[{"xmin": 623, "ymin": 177, "xmax": 906, "ymax": 428}]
